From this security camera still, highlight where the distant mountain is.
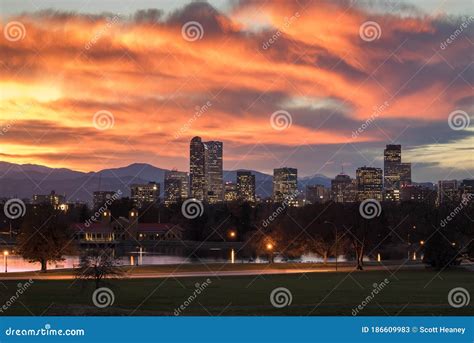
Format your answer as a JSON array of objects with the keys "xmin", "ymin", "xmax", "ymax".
[{"xmin": 0, "ymin": 162, "xmax": 331, "ymax": 203}]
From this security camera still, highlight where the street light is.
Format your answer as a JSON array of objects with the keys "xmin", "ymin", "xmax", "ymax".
[
  {"xmin": 266, "ymin": 243, "xmax": 274, "ymax": 264},
  {"xmin": 324, "ymin": 221, "xmax": 338, "ymax": 271},
  {"xmin": 3, "ymin": 250, "xmax": 8, "ymax": 273},
  {"xmin": 228, "ymin": 230, "xmax": 236, "ymax": 239}
]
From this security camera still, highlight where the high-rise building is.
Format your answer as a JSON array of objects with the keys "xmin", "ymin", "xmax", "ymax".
[
  {"xmin": 356, "ymin": 167, "xmax": 383, "ymax": 201},
  {"xmin": 131, "ymin": 182, "xmax": 160, "ymax": 208},
  {"xmin": 437, "ymin": 180, "xmax": 459, "ymax": 205},
  {"xmin": 399, "ymin": 162, "xmax": 412, "ymax": 186},
  {"xmin": 237, "ymin": 171, "xmax": 256, "ymax": 202},
  {"xmin": 273, "ymin": 167, "xmax": 298, "ymax": 204},
  {"xmin": 384, "ymin": 144, "xmax": 401, "ymax": 189},
  {"xmin": 224, "ymin": 182, "xmax": 238, "ymax": 202},
  {"xmin": 460, "ymin": 179, "xmax": 474, "ymax": 197},
  {"xmin": 204, "ymin": 141, "xmax": 224, "ymax": 203},
  {"xmin": 32, "ymin": 190, "xmax": 66, "ymax": 209},
  {"xmin": 190, "ymin": 136, "xmax": 206, "ymax": 201},
  {"xmin": 331, "ymin": 173, "xmax": 357, "ymax": 203},
  {"xmin": 93, "ymin": 191, "xmax": 117, "ymax": 210},
  {"xmin": 164, "ymin": 170, "xmax": 189, "ymax": 205},
  {"xmin": 306, "ymin": 184, "xmax": 329, "ymax": 204}
]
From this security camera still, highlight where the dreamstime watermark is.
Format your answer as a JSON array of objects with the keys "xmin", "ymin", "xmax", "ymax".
[
  {"xmin": 262, "ymin": 12, "xmax": 300, "ymax": 50},
  {"xmin": 5, "ymin": 324, "xmax": 85, "ymax": 337},
  {"xmin": 440, "ymin": 193, "xmax": 473, "ymax": 228},
  {"xmin": 448, "ymin": 287, "xmax": 470, "ymax": 308},
  {"xmin": 174, "ymin": 279, "xmax": 212, "ymax": 315},
  {"xmin": 84, "ymin": 190, "xmax": 122, "ymax": 228},
  {"xmin": 359, "ymin": 21, "xmax": 381, "ymax": 42},
  {"xmin": 181, "ymin": 21, "xmax": 204, "ymax": 42},
  {"xmin": 448, "ymin": 110, "xmax": 470, "ymax": 131},
  {"xmin": 85, "ymin": 14, "xmax": 121, "ymax": 50},
  {"xmin": 174, "ymin": 101, "xmax": 212, "ymax": 139},
  {"xmin": 181, "ymin": 198, "xmax": 204, "ymax": 219},
  {"xmin": 3, "ymin": 21, "xmax": 26, "ymax": 42},
  {"xmin": 352, "ymin": 278, "xmax": 390, "ymax": 315},
  {"xmin": 359, "ymin": 199, "xmax": 382, "ymax": 219},
  {"xmin": 270, "ymin": 287, "xmax": 293, "ymax": 308},
  {"xmin": 440, "ymin": 16, "xmax": 474, "ymax": 50},
  {"xmin": 93, "ymin": 110, "xmax": 115, "ymax": 130},
  {"xmin": 352, "ymin": 101, "xmax": 389, "ymax": 139},
  {"xmin": 262, "ymin": 191, "xmax": 299, "ymax": 228},
  {"xmin": 270, "ymin": 110, "xmax": 292, "ymax": 131},
  {"xmin": 0, "ymin": 279, "xmax": 34, "ymax": 314},
  {"xmin": 92, "ymin": 287, "xmax": 115, "ymax": 308},
  {"xmin": 3, "ymin": 198, "xmax": 26, "ymax": 220}
]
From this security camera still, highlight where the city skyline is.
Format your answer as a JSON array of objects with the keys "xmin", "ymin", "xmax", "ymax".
[{"xmin": 0, "ymin": 1, "xmax": 472, "ymax": 182}]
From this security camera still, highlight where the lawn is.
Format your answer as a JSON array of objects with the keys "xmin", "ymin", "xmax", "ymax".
[{"xmin": 1, "ymin": 268, "xmax": 472, "ymax": 316}]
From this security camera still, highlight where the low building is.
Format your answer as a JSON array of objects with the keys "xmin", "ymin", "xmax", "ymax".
[{"xmin": 131, "ymin": 182, "xmax": 160, "ymax": 208}]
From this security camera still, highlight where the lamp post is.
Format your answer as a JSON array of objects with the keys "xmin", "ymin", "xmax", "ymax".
[
  {"xmin": 266, "ymin": 243, "xmax": 274, "ymax": 264},
  {"xmin": 3, "ymin": 251, "xmax": 8, "ymax": 273},
  {"xmin": 324, "ymin": 221, "xmax": 338, "ymax": 271}
]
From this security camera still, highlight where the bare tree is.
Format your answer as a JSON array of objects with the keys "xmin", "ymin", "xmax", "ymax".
[{"xmin": 75, "ymin": 248, "xmax": 123, "ymax": 289}]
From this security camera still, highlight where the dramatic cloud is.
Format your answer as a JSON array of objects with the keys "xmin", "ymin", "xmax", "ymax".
[{"xmin": 0, "ymin": 0, "xmax": 472, "ymax": 181}]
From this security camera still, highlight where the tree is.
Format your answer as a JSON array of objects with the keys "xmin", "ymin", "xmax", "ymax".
[
  {"xmin": 17, "ymin": 205, "xmax": 75, "ymax": 272},
  {"xmin": 75, "ymin": 248, "xmax": 123, "ymax": 289}
]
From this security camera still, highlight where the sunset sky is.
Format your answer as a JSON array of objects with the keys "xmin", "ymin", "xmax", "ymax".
[{"xmin": 0, "ymin": 0, "xmax": 472, "ymax": 181}]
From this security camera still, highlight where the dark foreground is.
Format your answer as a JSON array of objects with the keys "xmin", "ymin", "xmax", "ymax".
[{"xmin": 0, "ymin": 268, "xmax": 472, "ymax": 316}]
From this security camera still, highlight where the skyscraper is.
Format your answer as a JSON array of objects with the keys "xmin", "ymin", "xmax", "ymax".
[
  {"xmin": 190, "ymin": 136, "xmax": 206, "ymax": 201},
  {"xmin": 224, "ymin": 182, "xmax": 238, "ymax": 202},
  {"xmin": 306, "ymin": 184, "xmax": 329, "ymax": 204},
  {"xmin": 437, "ymin": 180, "xmax": 459, "ymax": 205},
  {"xmin": 204, "ymin": 141, "xmax": 224, "ymax": 203},
  {"xmin": 237, "ymin": 171, "xmax": 256, "ymax": 202},
  {"xmin": 356, "ymin": 166, "xmax": 383, "ymax": 201},
  {"xmin": 384, "ymin": 144, "xmax": 401, "ymax": 189},
  {"xmin": 164, "ymin": 170, "xmax": 189, "ymax": 205},
  {"xmin": 130, "ymin": 182, "xmax": 160, "ymax": 208},
  {"xmin": 331, "ymin": 173, "xmax": 357, "ymax": 203},
  {"xmin": 189, "ymin": 137, "xmax": 224, "ymax": 203},
  {"xmin": 273, "ymin": 167, "xmax": 298, "ymax": 204}
]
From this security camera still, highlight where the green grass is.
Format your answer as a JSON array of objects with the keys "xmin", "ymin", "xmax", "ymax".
[{"xmin": 0, "ymin": 269, "xmax": 472, "ymax": 316}]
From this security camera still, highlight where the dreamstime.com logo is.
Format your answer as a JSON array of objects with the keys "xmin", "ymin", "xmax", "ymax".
[
  {"xmin": 175, "ymin": 101, "xmax": 212, "ymax": 139},
  {"xmin": 448, "ymin": 287, "xmax": 470, "ymax": 308},
  {"xmin": 359, "ymin": 21, "xmax": 381, "ymax": 42},
  {"xmin": 3, "ymin": 21, "xmax": 26, "ymax": 42},
  {"xmin": 181, "ymin": 21, "xmax": 204, "ymax": 42},
  {"xmin": 92, "ymin": 287, "xmax": 115, "ymax": 308},
  {"xmin": 352, "ymin": 278, "xmax": 390, "ymax": 315},
  {"xmin": 174, "ymin": 279, "xmax": 212, "ymax": 315},
  {"xmin": 93, "ymin": 110, "xmax": 115, "ymax": 130},
  {"xmin": 359, "ymin": 199, "xmax": 382, "ymax": 219},
  {"xmin": 270, "ymin": 110, "xmax": 292, "ymax": 131},
  {"xmin": 0, "ymin": 279, "xmax": 34, "ymax": 314},
  {"xmin": 5, "ymin": 324, "xmax": 85, "ymax": 337},
  {"xmin": 270, "ymin": 287, "xmax": 293, "ymax": 308},
  {"xmin": 3, "ymin": 198, "xmax": 26, "ymax": 220},
  {"xmin": 181, "ymin": 198, "xmax": 204, "ymax": 219},
  {"xmin": 448, "ymin": 110, "xmax": 470, "ymax": 131},
  {"xmin": 440, "ymin": 193, "xmax": 473, "ymax": 228}
]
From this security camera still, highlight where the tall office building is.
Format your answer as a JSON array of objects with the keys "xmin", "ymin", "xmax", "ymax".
[
  {"xmin": 306, "ymin": 184, "xmax": 329, "ymax": 204},
  {"xmin": 189, "ymin": 137, "xmax": 224, "ymax": 203},
  {"xmin": 237, "ymin": 171, "xmax": 256, "ymax": 202},
  {"xmin": 356, "ymin": 167, "xmax": 383, "ymax": 201},
  {"xmin": 190, "ymin": 136, "xmax": 206, "ymax": 201},
  {"xmin": 224, "ymin": 182, "xmax": 238, "ymax": 202},
  {"xmin": 130, "ymin": 182, "xmax": 159, "ymax": 208},
  {"xmin": 399, "ymin": 162, "xmax": 412, "ymax": 186},
  {"xmin": 204, "ymin": 141, "xmax": 224, "ymax": 203},
  {"xmin": 437, "ymin": 180, "xmax": 459, "ymax": 205},
  {"xmin": 384, "ymin": 144, "xmax": 401, "ymax": 189},
  {"xmin": 331, "ymin": 173, "xmax": 357, "ymax": 203},
  {"xmin": 164, "ymin": 170, "xmax": 189, "ymax": 205},
  {"xmin": 32, "ymin": 190, "xmax": 66, "ymax": 209},
  {"xmin": 273, "ymin": 167, "xmax": 298, "ymax": 204},
  {"xmin": 93, "ymin": 191, "xmax": 117, "ymax": 210}
]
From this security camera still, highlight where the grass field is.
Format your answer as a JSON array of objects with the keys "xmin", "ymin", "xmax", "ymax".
[{"xmin": 0, "ymin": 268, "xmax": 472, "ymax": 316}]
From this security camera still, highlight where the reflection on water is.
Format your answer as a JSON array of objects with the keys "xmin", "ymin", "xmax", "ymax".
[{"xmin": 2, "ymin": 246, "xmax": 347, "ymax": 272}]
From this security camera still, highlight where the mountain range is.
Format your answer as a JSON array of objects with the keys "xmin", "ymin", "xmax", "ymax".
[{"xmin": 0, "ymin": 162, "xmax": 331, "ymax": 203}]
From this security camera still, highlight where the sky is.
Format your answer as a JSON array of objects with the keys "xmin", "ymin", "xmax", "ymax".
[{"xmin": 0, "ymin": 0, "xmax": 473, "ymax": 181}]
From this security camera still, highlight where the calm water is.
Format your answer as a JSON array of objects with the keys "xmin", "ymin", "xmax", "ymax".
[{"xmin": 2, "ymin": 246, "xmax": 346, "ymax": 272}]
